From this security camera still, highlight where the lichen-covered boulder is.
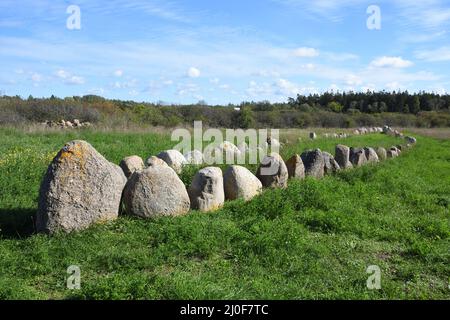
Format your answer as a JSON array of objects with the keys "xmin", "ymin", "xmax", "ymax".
[
  {"xmin": 120, "ymin": 155, "xmax": 144, "ymax": 178},
  {"xmin": 188, "ymin": 167, "xmax": 224, "ymax": 212},
  {"xmin": 350, "ymin": 147, "xmax": 368, "ymax": 167},
  {"xmin": 223, "ymin": 165, "xmax": 262, "ymax": 201},
  {"xmin": 37, "ymin": 140, "xmax": 127, "ymax": 234},
  {"xmin": 123, "ymin": 165, "xmax": 190, "ymax": 218},
  {"xmin": 285, "ymin": 154, "xmax": 305, "ymax": 179},
  {"xmin": 301, "ymin": 149, "xmax": 325, "ymax": 178},
  {"xmin": 335, "ymin": 144, "xmax": 353, "ymax": 169},
  {"xmin": 376, "ymin": 147, "xmax": 387, "ymax": 160},
  {"xmin": 364, "ymin": 147, "xmax": 379, "ymax": 163},
  {"xmin": 323, "ymin": 152, "xmax": 341, "ymax": 174},
  {"xmin": 256, "ymin": 152, "xmax": 288, "ymax": 188},
  {"xmin": 156, "ymin": 150, "xmax": 187, "ymax": 174},
  {"xmin": 184, "ymin": 150, "xmax": 203, "ymax": 165}
]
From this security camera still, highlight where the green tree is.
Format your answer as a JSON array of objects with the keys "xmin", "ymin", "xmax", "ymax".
[
  {"xmin": 327, "ymin": 101, "xmax": 343, "ymax": 113},
  {"xmin": 411, "ymin": 96, "xmax": 421, "ymax": 114},
  {"xmin": 238, "ymin": 106, "xmax": 254, "ymax": 128}
]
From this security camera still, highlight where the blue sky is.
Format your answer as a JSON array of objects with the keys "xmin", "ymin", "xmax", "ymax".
[{"xmin": 1, "ymin": 0, "xmax": 450, "ymax": 104}]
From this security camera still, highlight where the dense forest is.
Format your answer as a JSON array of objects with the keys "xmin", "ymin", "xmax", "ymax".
[{"xmin": 1, "ymin": 91, "xmax": 449, "ymax": 128}]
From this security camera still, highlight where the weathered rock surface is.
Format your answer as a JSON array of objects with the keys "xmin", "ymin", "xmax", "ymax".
[
  {"xmin": 350, "ymin": 147, "xmax": 368, "ymax": 167},
  {"xmin": 156, "ymin": 150, "xmax": 187, "ymax": 174},
  {"xmin": 301, "ymin": 149, "xmax": 325, "ymax": 178},
  {"xmin": 323, "ymin": 152, "xmax": 341, "ymax": 174},
  {"xmin": 120, "ymin": 155, "xmax": 144, "ymax": 178},
  {"xmin": 146, "ymin": 156, "xmax": 169, "ymax": 167},
  {"xmin": 37, "ymin": 140, "xmax": 127, "ymax": 234},
  {"xmin": 256, "ymin": 152, "xmax": 289, "ymax": 188},
  {"xmin": 123, "ymin": 165, "xmax": 190, "ymax": 218},
  {"xmin": 223, "ymin": 165, "xmax": 262, "ymax": 201},
  {"xmin": 335, "ymin": 144, "xmax": 353, "ymax": 169},
  {"xmin": 285, "ymin": 154, "xmax": 305, "ymax": 179},
  {"xmin": 188, "ymin": 167, "xmax": 224, "ymax": 212},
  {"xmin": 364, "ymin": 147, "xmax": 379, "ymax": 163}
]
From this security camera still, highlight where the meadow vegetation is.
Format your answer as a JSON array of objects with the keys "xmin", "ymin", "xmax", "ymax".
[{"xmin": 0, "ymin": 127, "xmax": 448, "ymax": 299}]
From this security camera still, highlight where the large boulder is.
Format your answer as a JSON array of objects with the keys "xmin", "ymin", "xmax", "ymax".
[
  {"xmin": 120, "ymin": 155, "xmax": 144, "ymax": 178},
  {"xmin": 364, "ymin": 147, "xmax": 379, "ymax": 163},
  {"xmin": 323, "ymin": 152, "xmax": 341, "ymax": 174},
  {"xmin": 335, "ymin": 144, "xmax": 353, "ymax": 169},
  {"xmin": 300, "ymin": 149, "xmax": 325, "ymax": 178},
  {"xmin": 285, "ymin": 154, "xmax": 305, "ymax": 179},
  {"xmin": 188, "ymin": 167, "xmax": 224, "ymax": 212},
  {"xmin": 223, "ymin": 165, "xmax": 262, "ymax": 201},
  {"xmin": 350, "ymin": 147, "xmax": 368, "ymax": 167},
  {"xmin": 184, "ymin": 150, "xmax": 203, "ymax": 165},
  {"xmin": 256, "ymin": 152, "xmax": 288, "ymax": 188},
  {"xmin": 123, "ymin": 165, "xmax": 190, "ymax": 218},
  {"xmin": 376, "ymin": 147, "xmax": 387, "ymax": 160},
  {"xmin": 156, "ymin": 150, "xmax": 187, "ymax": 174},
  {"xmin": 36, "ymin": 140, "xmax": 127, "ymax": 234}
]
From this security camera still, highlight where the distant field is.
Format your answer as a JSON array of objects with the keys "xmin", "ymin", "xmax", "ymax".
[{"xmin": 0, "ymin": 127, "xmax": 448, "ymax": 299}]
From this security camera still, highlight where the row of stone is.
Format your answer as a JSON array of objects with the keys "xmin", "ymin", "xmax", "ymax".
[
  {"xmin": 36, "ymin": 132, "xmax": 415, "ymax": 234},
  {"xmin": 40, "ymin": 119, "xmax": 92, "ymax": 129}
]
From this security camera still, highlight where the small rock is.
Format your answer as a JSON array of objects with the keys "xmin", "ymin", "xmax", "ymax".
[
  {"xmin": 301, "ymin": 149, "xmax": 325, "ymax": 178},
  {"xmin": 188, "ymin": 167, "xmax": 224, "ymax": 212},
  {"xmin": 323, "ymin": 152, "xmax": 341, "ymax": 174},
  {"xmin": 120, "ymin": 155, "xmax": 145, "ymax": 178},
  {"xmin": 285, "ymin": 154, "xmax": 305, "ymax": 179},
  {"xmin": 223, "ymin": 165, "xmax": 262, "ymax": 201},
  {"xmin": 157, "ymin": 149, "xmax": 187, "ymax": 174},
  {"xmin": 335, "ymin": 144, "xmax": 353, "ymax": 169},
  {"xmin": 350, "ymin": 147, "xmax": 367, "ymax": 167},
  {"xmin": 256, "ymin": 152, "xmax": 289, "ymax": 188},
  {"xmin": 146, "ymin": 156, "xmax": 169, "ymax": 167},
  {"xmin": 364, "ymin": 147, "xmax": 379, "ymax": 163},
  {"xmin": 123, "ymin": 165, "xmax": 190, "ymax": 218},
  {"xmin": 376, "ymin": 147, "xmax": 387, "ymax": 160}
]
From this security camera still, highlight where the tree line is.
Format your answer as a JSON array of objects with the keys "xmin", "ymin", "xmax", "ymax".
[{"xmin": 0, "ymin": 91, "xmax": 449, "ymax": 128}]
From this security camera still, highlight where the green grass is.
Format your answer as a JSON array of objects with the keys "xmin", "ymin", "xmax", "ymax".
[{"xmin": 0, "ymin": 127, "xmax": 448, "ymax": 299}]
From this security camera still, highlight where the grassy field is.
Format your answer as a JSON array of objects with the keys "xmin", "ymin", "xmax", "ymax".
[{"xmin": 0, "ymin": 127, "xmax": 449, "ymax": 300}]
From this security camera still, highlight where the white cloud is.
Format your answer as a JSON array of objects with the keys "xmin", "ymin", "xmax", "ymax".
[
  {"xmin": 370, "ymin": 56, "xmax": 413, "ymax": 68},
  {"xmin": 55, "ymin": 69, "xmax": 85, "ymax": 85},
  {"xmin": 293, "ymin": 47, "xmax": 319, "ymax": 57},
  {"xmin": 188, "ymin": 67, "xmax": 201, "ymax": 78},
  {"xmin": 415, "ymin": 46, "xmax": 450, "ymax": 62},
  {"xmin": 209, "ymin": 78, "xmax": 220, "ymax": 84},
  {"xmin": 31, "ymin": 72, "xmax": 42, "ymax": 82},
  {"xmin": 114, "ymin": 69, "xmax": 123, "ymax": 77}
]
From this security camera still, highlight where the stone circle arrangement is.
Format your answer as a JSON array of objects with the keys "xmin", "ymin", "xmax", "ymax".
[{"xmin": 36, "ymin": 125, "xmax": 417, "ymax": 234}]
